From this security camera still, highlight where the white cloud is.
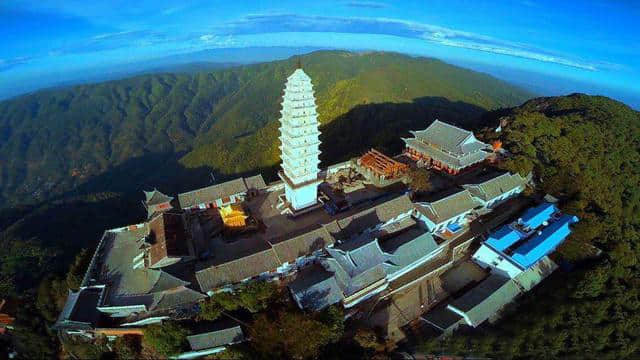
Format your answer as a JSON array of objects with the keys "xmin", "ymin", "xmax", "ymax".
[
  {"xmin": 424, "ymin": 35, "xmax": 596, "ymax": 71},
  {"xmin": 199, "ymin": 34, "xmax": 215, "ymax": 42},
  {"xmin": 223, "ymin": 14, "xmax": 602, "ymax": 71},
  {"xmin": 91, "ymin": 30, "xmax": 138, "ymax": 41}
]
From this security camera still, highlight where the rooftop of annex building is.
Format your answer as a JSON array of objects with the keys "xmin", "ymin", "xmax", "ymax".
[
  {"xmin": 193, "ymin": 181, "xmax": 416, "ymax": 292},
  {"xmin": 484, "ymin": 202, "xmax": 579, "ymax": 269},
  {"xmin": 191, "ymin": 175, "xmax": 411, "ymax": 263}
]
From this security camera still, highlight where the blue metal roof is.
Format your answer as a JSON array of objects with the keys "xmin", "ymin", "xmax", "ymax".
[
  {"xmin": 511, "ymin": 214, "xmax": 579, "ymax": 269},
  {"xmin": 519, "ymin": 202, "xmax": 557, "ymax": 230},
  {"xmin": 486, "ymin": 225, "xmax": 522, "ymax": 251},
  {"xmin": 447, "ymin": 223, "xmax": 462, "ymax": 232}
]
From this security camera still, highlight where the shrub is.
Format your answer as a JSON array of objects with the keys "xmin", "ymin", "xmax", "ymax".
[{"xmin": 143, "ymin": 322, "xmax": 190, "ymax": 356}]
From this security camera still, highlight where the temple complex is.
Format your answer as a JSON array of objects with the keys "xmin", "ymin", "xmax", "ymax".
[
  {"xmin": 52, "ymin": 66, "xmax": 578, "ymax": 351},
  {"xmin": 403, "ymin": 120, "xmax": 491, "ymax": 175}
]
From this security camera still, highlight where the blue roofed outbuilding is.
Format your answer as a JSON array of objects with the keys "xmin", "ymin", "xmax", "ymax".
[
  {"xmin": 473, "ymin": 202, "xmax": 579, "ymax": 278},
  {"xmin": 518, "ymin": 202, "xmax": 557, "ymax": 230},
  {"xmin": 511, "ymin": 214, "xmax": 579, "ymax": 268},
  {"xmin": 486, "ymin": 225, "xmax": 522, "ymax": 252}
]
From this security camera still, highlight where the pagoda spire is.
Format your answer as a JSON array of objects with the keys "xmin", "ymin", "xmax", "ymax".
[{"xmin": 278, "ymin": 68, "xmax": 322, "ymax": 211}]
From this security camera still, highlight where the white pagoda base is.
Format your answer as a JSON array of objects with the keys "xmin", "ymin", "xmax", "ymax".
[{"xmin": 279, "ymin": 171, "xmax": 322, "ymax": 211}]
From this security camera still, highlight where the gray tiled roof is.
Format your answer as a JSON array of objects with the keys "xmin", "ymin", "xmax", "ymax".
[
  {"xmin": 513, "ymin": 256, "xmax": 557, "ymax": 291},
  {"xmin": 97, "ymin": 229, "xmax": 193, "ymax": 306},
  {"xmin": 178, "ymin": 178, "xmax": 248, "ymax": 209},
  {"xmin": 331, "ymin": 195, "xmax": 414, "ymax": 240},
  {"xmin": 404, "ymin": 138, "xmax": 488, "ymax": 170},
  {"xmin": 271, "ymin": 227, "xmax": 335, "ymax": 264},
  {"xmin": 449, "ymin": 273, "xmax": 522, "ymax": 326},
  {"xmin": 244, "ymin": 174, "xmax": 267, "ymax": 190},
  {"xmin": 462, "ymin": 172, "xmax": 527, "ymax": 202},
  {"xmin": 324, "ymin": 250, "xmax": 387, "ymax": 298},
  {"xmin": 346, "ymin": 265, "xmax": 387, "ymax": 295},
  {"xmin": 149, "ymin": 271, "xmax": 190, "ymax": 293},
  {"xmin": 323, "ymin": 220, "xmax": 441, "ymax": 299},
  {"xmin": 416, "ymin": 189, "xmax": 482, "ymax": 225},
  {"xmin": 289, "ymin": 266, "xmax": 344, "ymax": 310},
  {"xmin": 411, "ymin": 120, "xmax": 487, "ymax": 155},
  {"xmin": 144, "ymin": 189, "xmax": 173, "ymax": 206},
  {"xmin": 422, "ymin": 303, "xmax": 463, "ymax": 332},
  {"xmin": 195, "ymin": 195, "xmax": 413, "ymax": 293},
  {"xmin": 381, "ymin": 227, "xmax": 439, "ymax": 274},
  {"xmin": 147, "ymin": 213, "xmax": 190, "ymax": 268},
  {"xmin": 187, "ymin": 325, "xmax": 245, "ymax": 351},
  {"xmin": 150, "ymin": 286, "xmax": 206, "ymax": 311},
  {"xmin": 403, "ymin": 120, "xmax": 490, "ymax": 170},
  {"xmin": 54, "ymin": 288, "xmax": 103, "ymax": 329},
  {"xmin": 195, "ymin": 249, "xmax": 281, "ymax": 292}
]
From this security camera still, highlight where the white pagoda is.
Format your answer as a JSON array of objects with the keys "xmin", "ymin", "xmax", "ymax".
[{"xmin": 278, "ymin": 67, "xmax": 322, "ymax": 211}]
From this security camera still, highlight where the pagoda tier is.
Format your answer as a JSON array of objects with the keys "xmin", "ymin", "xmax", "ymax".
[{"xmin": 278, "ymin": 68, "xmax": 322, "ymax": 211}]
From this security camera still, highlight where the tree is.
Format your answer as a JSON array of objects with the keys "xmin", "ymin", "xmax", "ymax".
[
  {"xmin": 408, "ymin": 168, "xmax": 432, "ymax": 192},
  {"xmin": 65, "ymin": 248, "xmax": 92, "ymax": 290},
  {"xmin": 143, "ymin": 322, "xmax": 190, "ymax": 357},
  {"xmin": 316, "ymin": 305, "xmax": 345, "ymax": 343},
  {"xmin": 198, "ymin": 281, "xmax": 279, "ymax": 321},
  {"xmin": 35, "ymin": 275, "xmax": 68, "ymax": 322},
  {"xmin": 9, "ymin": 301, "xmax": 58, "ymax": 360},
  {"xmin": 236, "ymin": 280, "xmax": 278, "ymax": 313},
  {"xmin": 353, "ymin": 328, "xmax": 379, "ymax": 350},
  {"xmin": 114, "ymin": 335, "xmax": 142, "ymax": 360},
  {"xmin": 249, "ymin": 310, "xmax": 334, "ymax": 359},
  {"xmin": 198, "ymin": 297, "xmax": 224, "ymax": 321},
  {"xmin": 61, "ymin": 336, "xmax": 113, "ymax": 360}
]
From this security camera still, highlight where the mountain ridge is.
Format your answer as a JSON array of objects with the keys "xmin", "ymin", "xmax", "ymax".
[{"xmin": 0, "ymin": 50, "xmax": 533, "ymax": 207}]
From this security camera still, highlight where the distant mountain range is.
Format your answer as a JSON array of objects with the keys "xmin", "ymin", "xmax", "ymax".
[
  {"xmin": 0, "ymin": 50, "xmax": 533, "ymax": 207},
  {"xmin": 0, "ymin": 47, "xmax": 324, "ymax": 101}
]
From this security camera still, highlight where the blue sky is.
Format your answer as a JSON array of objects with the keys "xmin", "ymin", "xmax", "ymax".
[{"xmin": 1, "ymin": 0, "xmax": 639, "ymax": 106}]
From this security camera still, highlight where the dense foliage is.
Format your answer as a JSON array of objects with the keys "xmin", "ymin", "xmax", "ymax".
[
  {"xmin": 113, "ymin": 335, "xmax": 142, "ymax": 360},
  {"xmin": 249, "ymin": 308, "xmax": 338, "ymax": 360},
  {"xmin": 143, "ymin": 322, "xmax": 191, "ymax": 356},
  {"xmin": 0, "ymin": 51, "xmax": 531, "ymax": 208},
  {"xmin": 408, "ymin": 168, "xmax": 432, "ymax": 192},
  {"xmin": 419, "ymin": 94, "xmax": 640, "ymax": 359},
  {"xmin": 198, "ymin": 281, "xmax": 279, "ymax": 321},
  {"xmin": 0, "ymin": 193, "xmax": 140, "ymax": 295}
]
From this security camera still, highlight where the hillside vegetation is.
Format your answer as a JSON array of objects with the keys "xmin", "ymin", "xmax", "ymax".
[
  {"xmin": 0, "ymin": 51, "xmax": 531, "ymax": 207},
  {"xmin": 419, "ymin": 94, "xmax": 640, "ymax": 359}
]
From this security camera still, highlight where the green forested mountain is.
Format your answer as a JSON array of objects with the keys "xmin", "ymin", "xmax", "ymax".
[
  {"xmin": 0, "ymin": 50, "xmax": 531, "ymax": 207},
  {"xmin": 419, "ymin": 94, "xmax": 640, "ymax": 359}
]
